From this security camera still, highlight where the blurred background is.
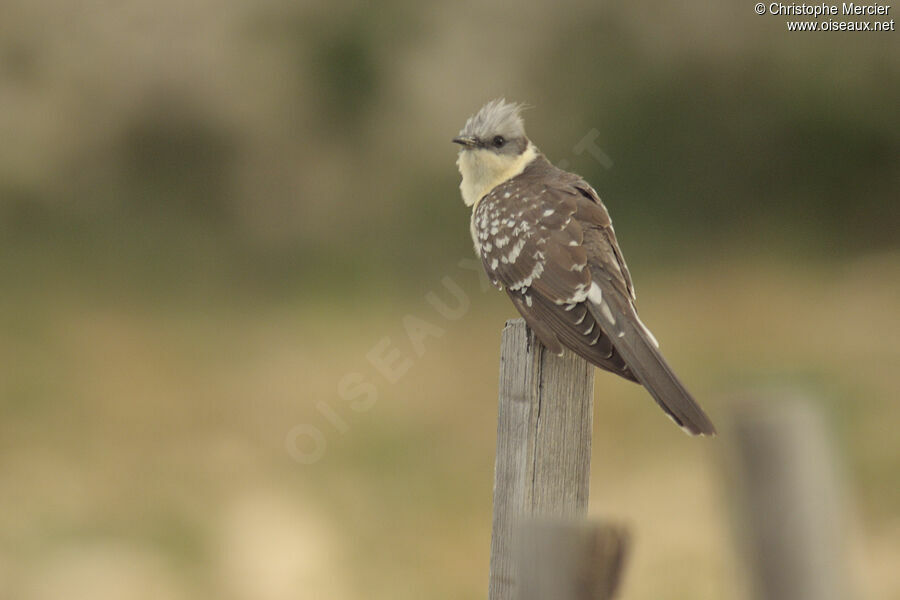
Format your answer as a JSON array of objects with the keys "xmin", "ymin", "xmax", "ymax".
[{"xmin": 1, "ymin": 1, "xmax": 898, "ymax": 598}]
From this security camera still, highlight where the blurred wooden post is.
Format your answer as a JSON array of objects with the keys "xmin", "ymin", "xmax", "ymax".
[
  {"xmin": 731, "ymin": 395, "xmax": 849, "ymax": 600},
  {"xmin": 489, "ymin": 319, "xmax": 595, "ymax": 600},
  {"xmin": 517, "ymin": 520, "xmax": 629, "ymax": 600}
]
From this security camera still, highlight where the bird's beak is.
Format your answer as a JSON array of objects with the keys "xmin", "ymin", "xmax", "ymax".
[{"xmin": 452, "ymin": 135, "xmax": 478, "ymax": 148}]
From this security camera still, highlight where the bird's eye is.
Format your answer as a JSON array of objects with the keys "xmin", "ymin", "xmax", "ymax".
[{"xmin": 492, "ymin": 135, "xmax": 506, "ymax": 147}]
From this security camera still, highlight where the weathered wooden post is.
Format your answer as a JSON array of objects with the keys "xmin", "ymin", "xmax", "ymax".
[
  {"xmin": 729, "ymin": 395, "xmax": 851, "ymax": 600},
  {"xmin": 517, "ymin": 520, "xmax": 629, "ymax": 600},
  {"xmin": 488, "ymin": 319, "xmax": 595, "ymax": 600}
]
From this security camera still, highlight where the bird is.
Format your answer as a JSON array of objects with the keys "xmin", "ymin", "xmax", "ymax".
[{"xmin": 453, "ymin": 99, "xmax": 715, "ymax": 436}]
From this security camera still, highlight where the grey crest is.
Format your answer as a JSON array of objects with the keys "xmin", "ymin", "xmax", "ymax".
[{"xmin": 457, "ymin": 99, "xmax": 529, "ymax": 154}]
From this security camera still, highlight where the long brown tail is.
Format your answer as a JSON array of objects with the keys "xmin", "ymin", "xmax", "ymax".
[{"xmin": 587, "ymin": 286, "xmax": 716, "ymax": 436}]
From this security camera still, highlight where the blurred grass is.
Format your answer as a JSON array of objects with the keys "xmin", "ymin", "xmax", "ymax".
[{"xmin": 1, "ymin": 245, "xmax": 898, "ymax": 599}]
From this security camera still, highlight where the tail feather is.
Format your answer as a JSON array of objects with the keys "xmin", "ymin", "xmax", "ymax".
[{"xmin": 587, "ymin": 286, "xmax": 716, "ymax": 436}]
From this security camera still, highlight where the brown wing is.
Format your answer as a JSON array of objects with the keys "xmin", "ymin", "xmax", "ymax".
[
  {"xmin": 473, "ymin": 156, "xmax": 715, "ymax": 435},
  {"xmin": 571, "ymin": 178, "xmax": 716, "ymax": 435},
  {"xmin": 473, "ymin": 162, "xmax": 636, "ymax": 380},
  {"xmin": 570, "ymin": 181, "xmax": 635, "ymax": 301}
]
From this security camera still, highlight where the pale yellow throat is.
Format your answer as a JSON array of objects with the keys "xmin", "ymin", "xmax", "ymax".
[{"xmin": 457, "ymin": 143, "xmax": 538, "ymax": 208}]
